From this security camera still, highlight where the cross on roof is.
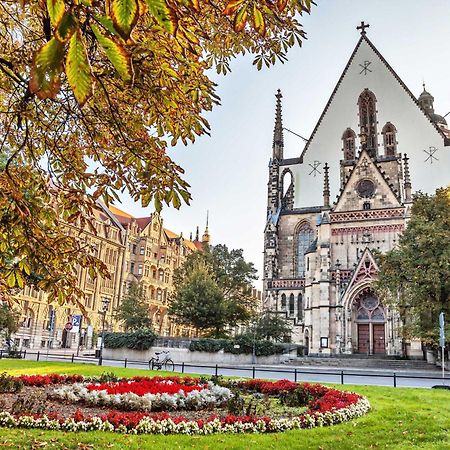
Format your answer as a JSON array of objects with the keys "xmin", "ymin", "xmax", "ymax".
[{"xmin": 357, "ymin": 21, "xmax": 370, "ymax": 35}]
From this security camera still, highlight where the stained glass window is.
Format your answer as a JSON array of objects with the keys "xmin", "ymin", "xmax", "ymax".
[
  {"xmin": 358, "ymin": 90, "xmax": 378, "ymax": 157},
  {"xmin": 289, "ymin": 294, "xmax": 295, "ymax": 315},
  {"xmin": 342, "ymin": 128, "xmax": 356, "ymax": 160},
  {"xmin": 296, "ymin": 223, "xmax": 315, "ymax": 277}
]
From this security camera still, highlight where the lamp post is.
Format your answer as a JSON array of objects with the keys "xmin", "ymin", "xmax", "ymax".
[{"xmin": 99, "ymin": 297, "xmax": 110, "ymax": 366}]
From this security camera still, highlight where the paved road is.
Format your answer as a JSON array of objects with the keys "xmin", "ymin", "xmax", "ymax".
[{"xmin": 19, "ymin": 351, "xmax": 450, "ymax": 389}]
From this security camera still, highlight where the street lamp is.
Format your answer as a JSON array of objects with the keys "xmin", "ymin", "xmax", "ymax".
[{"xmin": 99, "ymin": 297, "xmax": 110, "ymax": 366}]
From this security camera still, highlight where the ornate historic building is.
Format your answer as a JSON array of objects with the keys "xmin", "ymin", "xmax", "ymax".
[
  {"xmin": 263, "ymin": 25, "xmax": 450, "ymax": 357},
  {"xmin": 11, "ymin": 204, "xmax": 210, "ymax": 350}
]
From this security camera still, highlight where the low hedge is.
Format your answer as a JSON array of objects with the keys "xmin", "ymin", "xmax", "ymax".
[
  {"xmin": 104, "ymin": 328, "xmax": 158, "ymax": 350},
  {"xmin": 190, "ymin": 335, "xmax": 285, "ymax": 356}
]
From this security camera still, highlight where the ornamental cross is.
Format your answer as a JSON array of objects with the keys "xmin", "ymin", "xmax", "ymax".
[
  {"xmin": 356, "ymin": 159, "xmax": 370, "ymax": 176},
  {"xmin": 424, "ymin": 146, "xmax": 439, "ymax": 164},
  {"xmin": 359, "ymin": 60, "xmax": 372, "ymax": 75},
  {"xmin": 309, "ymin": 160, "xmax": 322, "ymax": 177},
  {"xmin": 357, "ymin": 21, "xmax": 370, "ymax": 35}
]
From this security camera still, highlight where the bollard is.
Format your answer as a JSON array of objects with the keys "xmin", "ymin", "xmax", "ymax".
[
  {"xmin": 71, "ymin": 353, "xmax": 75, "ymax": 363},
  {"xmin": 393, "ymin": 372, "xmax": 397, "ymax": 387},
  {"xmin": 124, "ymin": 358, "xmax": 127, "ymax": 368},
  {"xmin": 215, "ymin": 364, "xmax": 218, "ymax": 377},
  {"xmin": 23, "ymin": 349, "xmax": 27, "ymax": 359},
  {"xmin": 37, "ymin": 351, "xmax": 40, "ymax": 362},
  {"xmin": 252, "ymin": 366, "xmax": 256, "ymax": 379},
  {"xmin": 340, "ymin": 370, "xmax": 344, "ymax": 385},
  {"xmin": 294, "ymin": 368, "xmax": 297, "ymax": 383},
  {"xmin": 182, "ymin": 362, "xmax": 185, "ymax": 374}
]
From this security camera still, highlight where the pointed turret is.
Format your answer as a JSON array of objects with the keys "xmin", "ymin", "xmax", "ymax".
[
  {"xmin": 418, "ymin": 83, "xmax": 447, "ymax": 127},
  {"xmin": 202, "ymin": 211, "xmax": 210, "ymax": 244},
  {"xmin": 195, "ymin": 226, "xmax": 199, "ymax": 241},
  {"xmin": 323, "ymin": 162, "xmax": 330, "ymax": 208},
  {"xmin": 273, "ymin": 89, "xmax": 284, "ymax": 160},
  {"xmin": 403, "ymin": 154, "xmax": 412, "ymax": 203}
]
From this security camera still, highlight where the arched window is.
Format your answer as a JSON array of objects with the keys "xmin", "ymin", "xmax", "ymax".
[
  {"xmin": 281, "ymin": 294, "xmax": 286, "ymax": 309},
  {"xmin": 358, "ymin": 89, "xmax": 378, "ymax": 157},
  {"xmin": 342, "ymin": 128, "xmax": 356, "ymax": 160},
  {"xmin": 281, "ymin": 169, "xmax": 294, "ymax": 211},
  {"xmin": 296, "ymin": 223, "xmax": 315, "ymax": 277},
  {"xmin": 382, "ymin": 122, "xmax": 397, "ymax": 156},
  {"xmin": 297, "ymin": 294, "xmax": 303, "ymax": 320},
  {"xmin": 289, "ymin": 294, "xmax": 295, "ymax": 315}
]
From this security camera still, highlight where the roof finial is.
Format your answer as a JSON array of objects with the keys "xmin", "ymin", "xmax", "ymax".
[
  {"xmin": 195, "ymin": 226, "xmax": 199, "ymax": 241},
  {"xmin": 323, "ymin": 163, "xmax": 330, "ymax": 208},
  {"xmin": 272, "ymin": 89, "xmax": 284, "ymax": 160},
  {"xmin": 357, "ymin": 21, "xmax": 370, "ymax": 35},
  {"xmin": 403, "ymin": 154, "xmax": 412, "ymax": 203}
]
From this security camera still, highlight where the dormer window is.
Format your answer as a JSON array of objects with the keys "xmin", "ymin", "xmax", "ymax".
[
  {"xmin": 342, "ymin": 128, "xmax": 356, "ymax": 160},
  {"xmin": 382, "ymin": 122, "xmax": 397, "ymax": 156}
]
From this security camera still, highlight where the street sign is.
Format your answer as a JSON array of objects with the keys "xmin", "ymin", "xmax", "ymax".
[
  {"xmin": 71, "ymin": 315, "xmax": 82, "ymax": 333},
  {"xmin": 64, "ymin": 322, "xmax": 73, "ymax": 332}
]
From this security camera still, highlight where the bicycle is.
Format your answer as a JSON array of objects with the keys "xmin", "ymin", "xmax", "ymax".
[{"xmin": 149, "ymin": 350, "xmax": 174, "ymax": 371}]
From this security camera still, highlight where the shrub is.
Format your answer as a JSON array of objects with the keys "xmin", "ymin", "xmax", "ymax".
[
  {"xmin": 0, "ymin": 372, "xmax": 23, "ymax": 393},
  {"xmin": 104, "ymin": 328, "xmax": 157, "ymax": 350},
  {"xmin": 189, "ymin": 339, "xmax": 227, "ymax": 353}
]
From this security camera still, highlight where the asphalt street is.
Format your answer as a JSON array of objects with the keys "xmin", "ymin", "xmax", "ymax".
[{"xmin": 19, "ymin": 351, "xmax": 450, "ymax": 389}]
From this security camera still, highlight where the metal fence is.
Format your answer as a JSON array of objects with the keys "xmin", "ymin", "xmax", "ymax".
[{"xmin": 1, "ymin": 349, "xmax": 449, "ymax": 389}]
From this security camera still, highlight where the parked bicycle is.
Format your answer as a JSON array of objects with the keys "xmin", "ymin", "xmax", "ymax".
[{"xmin": 149, "ymin": 350, "xmax": 174, "ymax": 371}]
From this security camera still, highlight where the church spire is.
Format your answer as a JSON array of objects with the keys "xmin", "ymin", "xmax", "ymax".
[
  {"xmin": 273, "ymin": 89, "xmax": 284, "ymax": 160},
  {"xmin": 323, "ymin": 162, "xmax": 330, "ymax": 208},
  {"xmin": 195, "ymin": 226, "xmax": 199, "ymax": 241},
  {"xmin": 403, "ymin": 154, "xmax": 412, "ymax": 203},
  {"xmin": 202, "ymin": 211, "xmax": 210, "ymax": 244}
]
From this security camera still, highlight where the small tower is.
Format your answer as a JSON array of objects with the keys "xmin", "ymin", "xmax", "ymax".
[
  {"xmin": 273, "ymin": 89, "xmax": 284, "ymax": 160},
  {"xmin": 403, "ymin": 154, "xmax": 412, "ymax": 203},
  {"xmin": 202, "ymin": 211, "xmax": 210, "ymax": 244},
  {"xmin": 418, "ymin": 83, "xmax": 448, "ymax": 128}
]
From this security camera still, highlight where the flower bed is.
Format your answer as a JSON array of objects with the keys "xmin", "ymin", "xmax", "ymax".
[{"xmin": 0, "ymin": 374, "xmax": 371, "ymax": 435}]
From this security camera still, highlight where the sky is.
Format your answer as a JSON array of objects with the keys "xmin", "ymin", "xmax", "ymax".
[{"xmin": 117, "ymin": 0, "xmax": 450, "ymax": 288}]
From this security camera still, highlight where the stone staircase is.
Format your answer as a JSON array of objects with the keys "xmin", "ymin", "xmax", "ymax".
[{"xmin": 287, "ymin": 356, "xmax": 439, "ymax": 371}]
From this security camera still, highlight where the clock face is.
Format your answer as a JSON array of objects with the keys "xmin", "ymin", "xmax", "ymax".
[{"xmin": 357, "ymin": 179, "xmax": 375, "ymax": 198}]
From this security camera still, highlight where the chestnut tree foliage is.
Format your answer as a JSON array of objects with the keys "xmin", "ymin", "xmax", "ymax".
[{"xmin": 0, "ymin": 0, "xmax": 313, "ymax": 306}]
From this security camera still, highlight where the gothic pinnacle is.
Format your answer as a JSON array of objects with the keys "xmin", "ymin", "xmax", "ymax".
[
  {"xmin": 403, "ymin": 154, "xmax": 412, "ymax": 203},
  {"xmin": 273, "ymin": 89, "xmax": 284, "ymax": 160},
  {"xmin": 323, "ymin": 162, "xmax": 330, "ymax": 208}
]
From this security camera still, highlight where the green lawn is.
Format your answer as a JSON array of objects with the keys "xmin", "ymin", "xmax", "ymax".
[{"xmin": 0, "ymin": 360, "xmax": 449, "ymax": 449}]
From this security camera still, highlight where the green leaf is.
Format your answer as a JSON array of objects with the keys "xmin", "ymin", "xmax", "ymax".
[
  {"xmin": 91, "ymin": 24, "xmax": 134, "ymax": 81},
  {"xmin": 55, "ymin": 13, "xmax": 77, "ymax": 42},
  {"xmin": 29, "ymin": 37, "xmax": 65, "ymax": 99},
  {"xmin": 144, "ymin": 0, "xmax": 177, "ymax": 34},
  {"xmin": 66, "ymin": 30, "xmax": 93, "ymax": 106},
  {"xmin": 252, "ymin": 5, "xmax": 265, "ymax": 36},
  {"xmin": 6, "ymin": 271, "xmax": 16, "ymax": 288},
  {"xmin": 234, "ymin": 6, "xmax": 248, "ymax": 32},
  {"xmin": 109, "ymin": 0, "xmax": 139, "ymax": 39},
  {"xmin": 94, "ymin": 15, "xmax": 120, "ymax": 36},
  {"xmin": 47, "ymin": 0, "xmax": 65, "ymax": 27}
]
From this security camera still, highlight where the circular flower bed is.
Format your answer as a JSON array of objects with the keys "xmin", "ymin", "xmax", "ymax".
[{"xmin": 0, "ymin": 373, "xmax": 370, "ymax": 435}]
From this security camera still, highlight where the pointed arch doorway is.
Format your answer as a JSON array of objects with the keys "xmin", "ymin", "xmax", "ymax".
[{"xmin": 353, "ymin": 288, "xmax": 386, "ymax": 355}]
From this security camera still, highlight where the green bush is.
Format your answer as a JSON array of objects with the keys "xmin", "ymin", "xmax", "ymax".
[
  {"xmin": 189, "ymin": 335, "xmax": 285, "ymax": 356},
  {"xmin": 189, "ymin": 339, "xmax": 227, "ymax": 353},
  {"xmin": 104, "ymin": 328, "xmax": 157, "ymax": 350}
]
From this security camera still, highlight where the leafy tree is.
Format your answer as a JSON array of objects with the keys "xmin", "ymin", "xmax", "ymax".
[
  {"xmin": 376, "ymin": 188, "xmax": 450, "ymax": 345},
  {"xmin": 115, "ymin": 281, "xmax": 152, "ymax": 331},
  {"xmin": 0, "ymin": 303, "xmax": 20, "ymax": 348},
  {"xmin": 0, "ymin": 1, "xmax": 313, "ymax": 305},
  {"xmin": 169, "ymin": 261, "xmax": 226, "ymax": 336},
  {"xmin": 254, "ymin": 311, "xmax": 292, "ymax": 343}
]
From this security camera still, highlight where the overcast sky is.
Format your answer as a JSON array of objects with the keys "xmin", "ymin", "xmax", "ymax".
[{"xmin": 118, "ymin": 0, "xmax": 450, "ymax": 288}]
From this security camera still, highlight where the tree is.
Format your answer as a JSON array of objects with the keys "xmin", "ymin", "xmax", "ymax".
[
  {"xmin": 115, "ymin": 281, "xmax": 152, "ymax": 331},
  {"xmin": 376, "ymin": 188, "xmax": 450, "ymax": 345},
  {"xmin": 170, "ymin": 244, "xmax": 258, "ymax": 336},
  {"xmin": 254, "ymin": 311, "xmax": 292, "ymax": 342},
  {"xmin": 0, "ymin": 302, "xmax": 20, "ymax": 348},
  {"xmin": 0, "ymin": 1, "xmax": 313, "ymax": 305},
  {"xmin": 169, "ymin": 260, "xmax": 226, "ymax": 336}
]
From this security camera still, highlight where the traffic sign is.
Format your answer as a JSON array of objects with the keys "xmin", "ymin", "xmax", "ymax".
[{"xmin": 64, "ymin": 322, "xmax": 73, "ymax": 332}]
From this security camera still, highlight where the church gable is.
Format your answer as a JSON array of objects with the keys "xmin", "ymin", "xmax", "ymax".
[
  {"xmin": 343, "ymin": 248, "xmax": 379, "ymax": 296},
  {"xmin": 291, "ymin": 30, "xmax": 450, "ymax": 209},
  {"xmin": 333, "ymin": 150, "xmax": 402, "ymax": 212}
]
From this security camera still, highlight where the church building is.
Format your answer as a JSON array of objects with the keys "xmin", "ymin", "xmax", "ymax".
[{"xmin": 263, "ymin": 23, "xmax": 450, "ymax": 357}]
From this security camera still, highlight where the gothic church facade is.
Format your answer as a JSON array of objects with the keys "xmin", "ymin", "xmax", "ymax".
[{"xmin": 263, "ymin": 25, "xmax": 450, "ymax": 357}]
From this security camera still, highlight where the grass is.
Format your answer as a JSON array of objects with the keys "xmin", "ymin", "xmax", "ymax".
[{"xmin": 0, "ymin": 360, "xmax": 449, "ymax": 449}]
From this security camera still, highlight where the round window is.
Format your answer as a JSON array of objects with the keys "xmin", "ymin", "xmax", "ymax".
[{"xmin": 357, "ymin": 179, "xmax": 376, "ymax": 198}]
